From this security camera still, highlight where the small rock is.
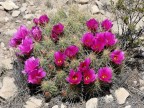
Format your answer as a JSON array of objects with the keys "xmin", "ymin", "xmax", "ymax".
[
  {"xmin": 0, "ymin": 6, "xmax": 4, "ymax": 10},
  {"xmin": 75, "ymin": 0, "xmax": 89, "ymax": 4},
  {"xmin": 61, "ymin": 103, "xmax": 66, "ymax": 108},
  {"xmin": 133, "ymin": 80, "xmax": 137, "ymax": 86},
  {"xmin": 139, "ymin": 36, "xmax": 144, "ymax": 41},
  {"xmin": 0, "ymin": 1, "xmax": 19, "ymax": 11},
  {"xmin": 20, "ymin": 7, "xmax": 27, "ymax": 13},
  {"xmin": 0, "ymin": 42, "xmax": 5, "ymax": 48},
  {"xmin": 44, "ymin": 103, "xmax": 49, "ymax": 107},
  {"xmin": 1, "ymin": 58, "xmax": 13, "ymax": 70},
  {"xmin": 15, "ymin": 20, "xmax": 21, "ymax": 23},
  {"xmin": 24, "ymin": 14, "xmax": 34, "ymax": 20},
  {"xmin": 104, "ymin": 95, "xmax": 114, "ymax": 103},
  {"xmin": 25, "ymin": 10, "xmax": 29, "ymax": 14},
  {"xmin": 139, "ymin": 79, "xmax": 144, "ymax": 86},
  {"xmin": 125, "ymin": 105, "xmax": 131, "ymax": 108},
  {"xmin": 142, "ymin": 52, "xmax": 144, "ymax": 57},
  {"xmin": 86, "ymin": 98, "xmax": 98, "ymax": 108},
  {"xmin": 5, "ymin": 17, "xmax": 9, "ymax": 22},
  {"xmin": 100, "ymin": 0, "xmax": 111, "ymax": 5},
  {"xmin": 52, "ymin": 105, "xmax": 58, "ymax": 108},
  {"xmin": 12, "ymin": 10, "xmax": 20, "ymax": 17},
  {"xmin": 95, "ymin": 0, "xmax": 103, "ymax": 10},
  {"xmin": 115, "ymin": 88, "xmax": 130, "ymax": 104},
  {"xmin": 0, "ymin": 81, "xmax": 2, "ymax": 89},
  {"xmin": 91, "ymin": 5, "xmax": 100, "ymax": 14},
  {"xmin": 100, "ymin": 0, "xmax": 118, "ymax": 5},
  {"xmin": 24, "ymin": 97, "xmax": 42, "ymax": 108},
  {"xmin": 5, "ymin": 29, "xmax": 17, "ymax": 36},
  {"xmin": 78, "ymin": 4, "xmax": 89, "ymax": 12},
  {"xmin": 27, "ymin": 21, "xmax": 32, "ymax": 25},
  {"xmin": 0, "ymin": 77, "xmax": 18, "ymax": 100},
  {"xmin": 29, "ymin": 1, "xmax": 34, "ymax": 6},
  {"xmin": 139, "ymin": 86, "xmax": 144, "ymax": 91},
  {"xmin": 22, "ymin": 3, "xmax": 27, "ymax": 7},
  {"xmin": 0, "ymin": 17, "xmax": 5, "ymax": 23},
  {"xmin": 113, "ymin": 21, "xmax": 122, "ymax": 34}
]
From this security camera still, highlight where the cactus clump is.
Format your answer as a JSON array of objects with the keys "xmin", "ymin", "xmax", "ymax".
[
  {"xmin": 41, "ymin": 81, "xmax": 58, "ymax": 96},
  {"xmin": 9, "ymin": 6, "xmax": 126, "ymax": 102}
]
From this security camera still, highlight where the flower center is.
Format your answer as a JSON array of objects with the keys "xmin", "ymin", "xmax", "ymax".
[
  {"xmin": 102, "ymin": 75, "xmax": 107, "ymax": 79},
  {"xmin": 85, "ymin": 76, "xmax": 89, "ymax": 80},
  {"xmin": 114, "ymin": 56, "xmax": 118, "ymax": 60},
  {"xmin": 82, "ymin": 63, "xmax": 86, "ymax": 68},
  {"xmin": 72, "ymin": 76, "xmax": 78, "ymax": 80},
  {"xmin": 58, "ymin": 60, "xmax": 62, "ymax": 63}
]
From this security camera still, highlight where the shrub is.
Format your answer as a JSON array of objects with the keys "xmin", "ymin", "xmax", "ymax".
[{"xmin": 110, "ymin": 0, "xmax": 144, "ymax": 49}]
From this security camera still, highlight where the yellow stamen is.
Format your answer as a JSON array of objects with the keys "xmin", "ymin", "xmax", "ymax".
[
  {"xmin": 58, "ymin": 60, "xmax": 62, "ymax": 63},
  {"xmin": 102, "ymin": 75, "xmax": 107, "ymax": 79},
  {"xmin": 114, "ymin": 56, "xmax": 117, "ymax": 60},
  {"xmin": 85, "ymin": 76, "xmax": 89, "ymax": 80},
  {"xmin": 73, "ymin": 76, "xmax": 78, "ymax": 80}
]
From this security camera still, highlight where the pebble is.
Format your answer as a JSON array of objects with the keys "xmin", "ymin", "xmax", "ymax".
[
  {"xmin": 125, "ymin": 105, "xmax": 131, "ymax": 108},
  {"xmin": 139, "ymin": 86, "xmax": 144, "ymax": 91},
  {"xmin": 91, "ymin": 5, "xmax": 100, "ymax": 14},
  {"xmin": 0, "ymin": 1, "xmax": 19, "ymax": 11},
  {"xmin": 95, "ymin": 0, "xmax": 103, "ymax": 10},
  {"xmin": 1, "ymin": 58, "xmax": 13, "ymax": 70},
  {"xmin": 0, "ymin": 77, "xmax": 18, "ymax": 100},
  {"xmin": 0, "ymin": 6, "xmax": 4, "ymax": 10},
  {"xmin": 86, "ymin": 98, "xmax": 98, "ymax": 108},
  {"xmin": 20, "ymin": 7, "xmax": 27, "ymax": 13},
  {"xmin": 24, "ymin": 14, "xmax": 34, "ymax": 20},
  {"xmin": 24, "ymin": 97, "xmax": 42, "ymax": 108},
  {"xmin": 52, "ymin": 105, "xmax": 59, "ymax": 108},
  {"xmin": 12, "ymin": 10, "xmax": 20, "ymax": 17},
  {"xmin": 115, "ymin": 88, "xmax": 130, "ymax": 104},
  {"xmin": 22, "ymin": 3, "xmax": 27, "ymax": 7},
  {"xmin": 78, "ymin": 4, "xmax": 89, "ymax": 12},
  {"xmin": 0, "ymin": 42, "xmax": 5, "ymax": 48},
  {"xmin": 104, "ymin": 95, "xmax": 114, "ymax": 103},
  {"xmin": 75, "ymin": 0, "xmax": 89, "ymax": 4},
  {"xmin": 61, "ymin": 103, "xmax": 67, "ymax": 108}
]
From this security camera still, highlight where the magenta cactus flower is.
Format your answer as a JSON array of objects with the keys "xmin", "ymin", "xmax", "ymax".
[
  {"xmin": 52, "ymin": 23, "xmax": 64, "ymax": 35},
  {"xmin": 66, "ymin": 69, "xmax": 82, "ymax": 85},
  {"xmin": 98, "ymin": 67, "xmax": 113, "ymax": 83},
  {"xmin": 91, "ymin": 38, "xmax": 105, "ymax": 52},
  {"xmin": 23, "ymin": 56, "xmax": 40, "ymax": 74},
  {"xmin": 65, "ymin": 45, "xmax": 79, "ymax": 58},
  {"xmin": 54, "ymin": 51, "xmax": 66, "ymax": 66},
  {"xmin": 18, "ymin": 37, "xmax": 33, "ymax": 55},
  {"xmin": 86, "ymin": 18, "xmax": 99, "ymax": 31},
  {"xmin": 78, "ymin": 58, "xmax": 91, "ymax": 72},
  {"xmin": 28, "ymin": 68, "xmax": 46, "ymax": 84},
  {"xmin": 110, "ymin": 50, "xmax": 125, "ymax": 64},
  {"xmin": 33, "ymin": 18, "xmax": 39, "ymax": 25},
  {"xmin": 101, "ymin": 19, "xmax": 113, "ymax": 31},
  {"xmin": 95, "ymin": 32, "xmax": 106, "ymax": 44},
  {"xmin": 50, "ymin": 31, "xmax": 59, "ymax": 42},
  {"xmin": 31, "ymin": 26, "xmax": 42, "ymax": 42},
  {"xmin": 16, "ymin": 25, "xmax": 29, "ymax": 39},
  {"xmin": 105, "ymin": 32, "xmax": 117, "ymax": 46},
  {"xmin": 81, "ymin": 32, "xmax": 94, "ymax": 47},
  {"xmin": 39, "ymin": 14, "xmax": 49, "ymax": 25},
  {"xmin": 9, "ymin": 25, "xmax": 29, "ymax": 47},
  {"xmin": 9, "ymin": 37, "xmax": 20, "ymax": 47},
  {"xmin": 83, "ymin": 69, "xmax": 97, "ymax": 84}
]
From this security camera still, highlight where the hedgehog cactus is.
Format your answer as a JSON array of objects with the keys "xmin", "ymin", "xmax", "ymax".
[
  {"xmin": 55, "ymin": 70, "xmax": 67, "ymax": 88},
  {"xmin": 10, "ymin": 8, "xmax": 125, "ymax": 101},
  {"xmin": 41, "ymin": 81, "xmax": 58, "ymax": 96}
]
